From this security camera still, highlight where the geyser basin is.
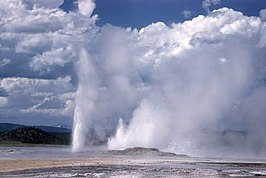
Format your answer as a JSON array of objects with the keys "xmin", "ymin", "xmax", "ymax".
[{"xmin": 1, "ymin": 146, "xmax": 266, "ymax": 177}]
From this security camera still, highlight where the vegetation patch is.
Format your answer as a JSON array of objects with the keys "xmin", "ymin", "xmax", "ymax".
[{"xmin": 0, "ymin": 127, "xmax": 71, "ymax": 145}]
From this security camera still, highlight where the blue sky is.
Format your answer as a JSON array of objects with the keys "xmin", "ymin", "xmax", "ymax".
[
  {"xmin": 86, "ymin": 0, "xmax": 266, "ymax": 28},
  {"xmin": 60, "ymin": 0, "xmax": 266, "ymax": 28}
]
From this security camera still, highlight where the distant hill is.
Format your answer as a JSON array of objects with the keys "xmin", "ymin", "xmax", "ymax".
[
  {"xmin": 0, "ymin": 127, "xmax": 71, "ymax": 145},
  {"xmin": 0, "ymin": 123, "xmax": 25, "ymax": 132},
  {"xmin": 0, "ymin": 123, "xmax": 71, "ymax": 133}
]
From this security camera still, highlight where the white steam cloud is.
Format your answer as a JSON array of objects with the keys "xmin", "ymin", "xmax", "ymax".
[
  {"xmin": 76, "ymin": 8, "xmax": 266, "ymax": 157},
  {"xmin": 1, "ymin": 0, "xmax": 266, "ymax": 158}
]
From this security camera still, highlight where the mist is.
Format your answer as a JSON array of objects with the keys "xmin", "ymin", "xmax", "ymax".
[{"xmin": 71, "ymin": 3, "xmax": 266, "ymax": 158}]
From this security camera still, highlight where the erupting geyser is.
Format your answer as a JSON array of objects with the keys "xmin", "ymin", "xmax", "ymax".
[
  {"xmin": 72, "ymin": 7, "xmax": 266, "ymax": 157},
  {"xmin": 72, "ymin": 48, "xmax": 98, "ymax": 152}
]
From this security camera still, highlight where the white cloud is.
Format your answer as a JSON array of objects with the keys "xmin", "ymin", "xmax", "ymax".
[
  {"xmin": 0, "ymin": 0, "xmax": 97, "ymax": 74},
  {"xmin": 0, "ymin": 97, "xmax": 8, "ymax": 107},
  {"xmin": 0, "ymin": 0, "xmax": 98, "ymax": 125},
  {"xmin": 182, "ymin": 10, "xmax": 192, "ymax": 18},
  {"xmin": 0, "ymin": 59, "xmax": 11, "ymax": 67},
  {"xmin": 202, "ymin": 0, "xmax": 221, "ymax": 12},
  {"xmin": 260, "ymin": 9, "xmax": 266, "ymax": 21},
  {"xmin": 0, "ymin": 76, "xmax": 75, "ymax": 118},
  {"xmin": 23, "ymin": 0, "xmax": 64, "ymax": 9},
  {"xmin": 30, "ymin": 47, "xmax": 75, "ymax": 73},
  {"xmin": 78, "ymin": 0, "xmax": 95, "ymax": 16}
]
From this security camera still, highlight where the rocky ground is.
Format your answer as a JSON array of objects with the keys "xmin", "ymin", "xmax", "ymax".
[{"xmin": 1, "ymin": 147, "xmax": 266, "ymax": 177}]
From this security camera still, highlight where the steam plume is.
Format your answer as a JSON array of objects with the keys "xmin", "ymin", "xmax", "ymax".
[{"xmin": 71, "ymin": 8, "xmax": 266, "ymax": 158}]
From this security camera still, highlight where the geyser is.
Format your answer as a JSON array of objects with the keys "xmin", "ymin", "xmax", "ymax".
[
  {"xmin": 72, "ymin": 48, "xmax": 98, "ymax": 152},
  {"xmin": 72, "ymin": 8, "xmax": 266, "ymax": 157}
]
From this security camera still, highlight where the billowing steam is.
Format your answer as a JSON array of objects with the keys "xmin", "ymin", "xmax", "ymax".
[{"xmin": 72, "ymin": 6, "xmax": 266, "ymax": 158}]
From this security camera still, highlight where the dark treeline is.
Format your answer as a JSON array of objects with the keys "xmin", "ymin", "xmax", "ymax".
[{"xmin": 0, "ymin": 127, "xmax": 71, "ymax": 145}]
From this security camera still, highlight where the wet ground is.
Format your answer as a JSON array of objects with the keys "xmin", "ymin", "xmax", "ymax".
[
  {"xmin": 1, "ymin": 146, "xmax": 266, "ymax": 177},
  {"xmin": 2, "ymin": 162, "xmax": 266, "ymax": 177}
]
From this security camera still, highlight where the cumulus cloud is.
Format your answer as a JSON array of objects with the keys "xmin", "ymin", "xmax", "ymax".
[
  {"xmin": 0, "ymin": 0, "xmax": 97, "ymax": 125},
  {"xmin": 0, "ymin": 76, "xmax": 74, "ymax": 111},
  {"xmin": 78, "ymin": 0, "xmax": 95, "ymax": 16},
  {"xmin": 0, "ymin": 0, "xmax": 97, "ymax": 76}
]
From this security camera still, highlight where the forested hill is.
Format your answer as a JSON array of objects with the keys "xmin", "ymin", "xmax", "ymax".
[{"xmin": 0, "ymin": 125, "xmax": 71, "ymax": 145}]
